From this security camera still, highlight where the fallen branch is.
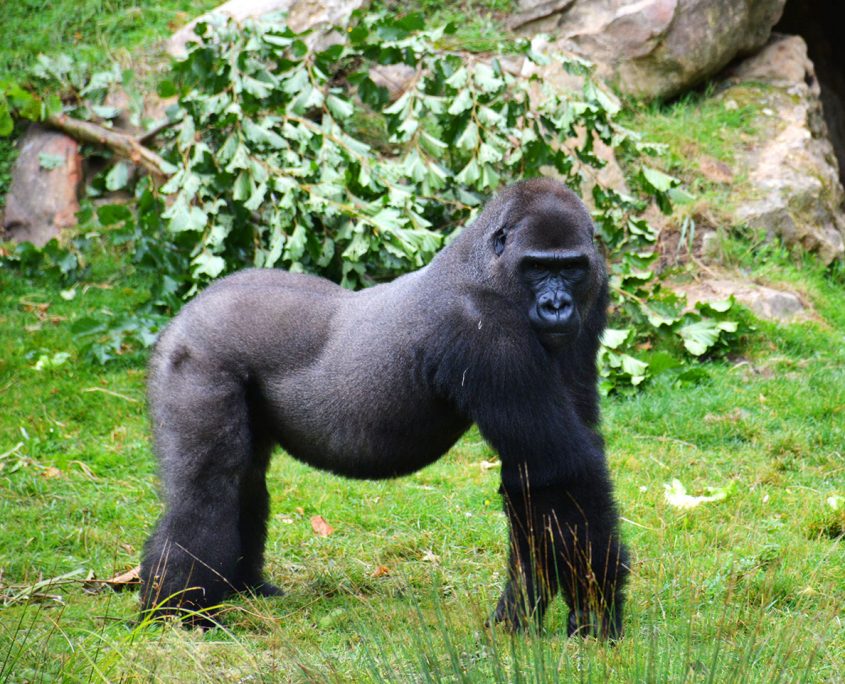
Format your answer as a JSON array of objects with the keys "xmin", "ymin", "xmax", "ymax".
[
  {"xmin": 137, "ymin": 116, "xmax": 182, "ymax": 146},
  {"xmin": 45, "ymin": 113, "xmax": 172, "ymax": 179}
]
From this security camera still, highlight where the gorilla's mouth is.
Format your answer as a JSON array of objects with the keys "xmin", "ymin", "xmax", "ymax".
[{"xmin": 530, "ymin": 300, "xmax": 577, "ymax": 334}]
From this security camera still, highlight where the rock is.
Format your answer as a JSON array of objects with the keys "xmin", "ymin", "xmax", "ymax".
[
  {"xmin": 514, "ymin": 0, "xmax": 786, "ymax": 100},
  {"xmin": 166, "ymin": 0, "xmax": 365, "ymax": 57},
  {"xmin": 369, "ymin": 64, "xmax": 417, "ymax": 101},
  {"xmin": 509, "ymin": 0, "xmax": 577, "ymax": 30},
  {"xmin": 727, "ymin": 35, "xmax": 845, "ymax": 264},
  {"xmin": 674, "ymin": 278, "xmax": 805, "ymax": 321},
  {"xmin": 776, "ymin": 0, "xmax": 845, "ymax": 184},
  {"xmin": 2, "ymin": 126, "xmax": 82, "ymax": 246}
]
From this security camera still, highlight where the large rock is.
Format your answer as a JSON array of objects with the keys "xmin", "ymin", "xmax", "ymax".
[
  {"xmin": 2, "ymin": 126, "xmax": 82, "ymax": 246},
  {"xmin": 166, "ymin": 0, "xmax": 366, "ymax": 56},
  {"xmin": 726, "ymin": 35, "xmax": 845, "ymax": 264},
  {"xmin": 513, "ymin": 0, "xmax": 786, "ymax": 100},
  {"xmin": 674, "ymin": 278, "xmax": 806, "ymax": 321}
]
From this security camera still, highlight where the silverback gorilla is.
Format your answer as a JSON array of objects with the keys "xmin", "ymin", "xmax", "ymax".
[{"xmin": 140, "ymin": 178, "xmax": 629, "ymax": 637}]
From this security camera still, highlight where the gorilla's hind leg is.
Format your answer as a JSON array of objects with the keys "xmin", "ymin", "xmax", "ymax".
[
  {"xmin": 234, "ymin": 439, "xmax": 283, "ymax": 598},
  {"xmin": 140, "ymin": 367, "xmax": 256, "ymax": 621}
]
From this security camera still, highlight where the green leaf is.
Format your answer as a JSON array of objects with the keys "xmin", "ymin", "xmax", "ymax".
[
  {"xmin": 445, "ymin": 67, "xmax": 468, "ymax": 89},
  {"xmin": 0, "ymin": 98, "xmax": 14, "ymax": 136},
  {"xmin": 447, "ymin": 89, "xmax": 473, "ymax": 115},
  {"xmin": 620, "ymin": 354, "xmax": 648, "ymax": 385},
  {"xmin": 285, "ymin": 223, "xmax": 307, "ymax": 262},
  {"xmin": 601, "ymin": 328, "xmax": 631, "ymax": 350},
  {"xmin": 105, "ymin": 161, "xmax": 131, "ymax": 191},
  {"xmin": 455, "ymin": 158, "xmax": 480, "ymax": 184},
  {"xmin": 677, "ymin": 320, "xmax": 722, "ymax": 356},
  {"xmin": 473, "ymin": 63, "xmax": 504, "ymax": 93},
  {"xmin": 640, "ymin": 166, "xmax": 679, "ymax": 193},
  {"xmin": 39, "ymin": 153, "xmax": 66, "ymax": 170},
  {"xmin": 649, "ymin": 351, "xmax": 682, "ymax": 375},
  {"xmin": 91, "ymin": 105, "xmax": 120, "ymax": 120},
  {"xmin": 96, "ymin": 204, "xmax": 132, "ymax": 225},
  {"xmin": 244, "ymin": 182, "xmax": 267, "ymax": 211},
  {"xmin": 326, "ymin": 94, "xmax": 354, "ymax": 120},
  {"xmin": 192, "ymin": 251, "xmax": 225, "ymax": 279},
  {"xmin": 232, "ymin": 170, "xmax": 253, "ymax": 202},
  {"xmin": 164, "ymin": 195, "xmax": 207, "ymax": 233},
  {"xmin": 242, "ymin": 75, "xmax": 273, "ymax": 99},
  {"xmin": 455, "ymin": 121, "xmax": 479, "ymax": 152}
]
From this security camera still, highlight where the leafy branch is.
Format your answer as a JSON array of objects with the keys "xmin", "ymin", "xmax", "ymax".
[{"xmin": 0, "ymin": 12, "xmax": 744, "ymax": 390}]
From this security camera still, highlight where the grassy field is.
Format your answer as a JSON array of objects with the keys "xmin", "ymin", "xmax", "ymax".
[
  {"xmin": 1, "ymin": 226, "xmax": 843, "ymax": 682},
  {"xmin": 1, "ymin": 1, "xmax": 844, "ymax": 682}
]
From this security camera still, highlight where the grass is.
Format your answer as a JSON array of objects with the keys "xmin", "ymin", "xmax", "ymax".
[
  {"xmin": 371, "ymin": 0, "xmax": 517, "ymax": 53},
  {"xmin": 0, "ymin": 0, "xmax": 220, "ymax": 81},
  {"xmin": 0, "ymin": 226, "xmax": 843, "ymax": 681},
  {"xmin": 619, "ymin": 84, "xmax": 766, "ymax": 235}
]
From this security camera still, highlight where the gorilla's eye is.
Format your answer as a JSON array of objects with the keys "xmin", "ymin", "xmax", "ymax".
[{"xmin": 493, "ymin": 228, "xmax": 508, "ymax": 257}]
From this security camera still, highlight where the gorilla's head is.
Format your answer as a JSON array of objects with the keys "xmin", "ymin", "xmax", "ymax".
[{"xmin": 472, "ymin": 178, "xmax": 605, "ymax": 345}]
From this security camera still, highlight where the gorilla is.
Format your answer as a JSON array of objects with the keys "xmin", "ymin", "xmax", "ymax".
[{"xmin": 140, "ymin": 177, "xmax": 629, "ymax": 637}]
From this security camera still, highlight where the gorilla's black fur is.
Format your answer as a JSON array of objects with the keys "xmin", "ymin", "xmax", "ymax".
[{"xmin": 140, "ymin": 178, "xmax": 629, "ymax": 636}]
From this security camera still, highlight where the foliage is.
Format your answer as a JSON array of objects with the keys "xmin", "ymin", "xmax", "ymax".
[{"xmin": 0, "ymin": 12, "xmax": 742, "ymax": 390}]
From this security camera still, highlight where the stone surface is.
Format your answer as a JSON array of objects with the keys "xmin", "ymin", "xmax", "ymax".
[
  {"xmin": 509, "ymin": 0, "xmax": 577, "ymax": 30},
  {"xmin": 369, "ymin": 64, "xmax": 417, "ymax": 101},
  {"xmin": 2, "ymin": 126, "xmax": 82, "ymax": 246},
  {"xmin": 514, "ymin": 0, "xmax": 786, "ymax": 100},
  {"xmin": 674, "ymin": 278, "xmax": 805, "ymax": 321},
  {"xmin": 776, "ymin": 0, "xmax": 845, "ymax": 184},
  {"xmin": 727, "ymin": 35, "xmax": 845, "ymax": 264},
  {"xmin": 166, "ymin": 0, "xmax": 365, "ymax": 56}
]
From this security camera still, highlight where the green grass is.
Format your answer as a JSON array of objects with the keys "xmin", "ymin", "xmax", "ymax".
[
  {"xmin": 0, "ymin": 0, "xmax": 220, "ymax": 81},
  {"xmin": 620, "ymin": 84, "xmax": 766, "ymax": 231},
  {"xmin": 371, "ymin": 0, "xmax": 517, "ymax": 53},
  {"xmin": 1, "ymin": 229, "xmax": 843, "ymax": 681}
]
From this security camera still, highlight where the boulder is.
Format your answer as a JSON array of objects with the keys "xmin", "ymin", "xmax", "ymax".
[
  {"xmin": 513, "ymin": 0, "xmax": 786, "ymax": 100},
  {"xmin": 166, "ymin": 0, "xmax": 366, "ymax": 56},
  {"xmin": 674, "ymin": 278, "xmax": 805, "ymax": 321},
  {"xmin": 2, "ymin": 126, "xmax": 82, "ymax": 246},
  {"xmin": 726, "ymin": 35, "xmax": 845, "ymax": 264},
  {"xmin": 509, "ymin": 0, "xmax": 577, "ymax": 30}
]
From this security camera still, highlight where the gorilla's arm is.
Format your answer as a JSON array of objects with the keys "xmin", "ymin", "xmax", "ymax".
[{"xmin": 435, "ymin": 313, "xmax": 627, "ymax": 637}]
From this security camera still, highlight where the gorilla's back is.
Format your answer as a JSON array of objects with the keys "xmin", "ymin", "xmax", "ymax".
[{"xmin": 149, "ymin": 267, "xmax": 471, "ymax": 480}]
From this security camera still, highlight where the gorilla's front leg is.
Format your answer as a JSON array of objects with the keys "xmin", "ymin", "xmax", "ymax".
[{"xmin": 494, "ymin": 472, "xmax": 628, "ymax": 639}]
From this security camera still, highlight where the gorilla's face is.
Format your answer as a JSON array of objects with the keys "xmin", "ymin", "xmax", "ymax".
[
  {"xmin": 520, "ymin": 251, "xmax": 590, "ymax": 336},
  {"xmin": 489, "ymin": 183, "xmax": 600, "ymax": 342}
]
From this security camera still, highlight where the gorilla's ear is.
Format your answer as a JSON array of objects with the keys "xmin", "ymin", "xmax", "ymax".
[{"xmin": 492, "ymin": 225, "xmax": 509, "ymax": 257}]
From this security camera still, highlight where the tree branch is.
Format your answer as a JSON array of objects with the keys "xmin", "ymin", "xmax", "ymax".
[{"xmin": 45, "ymin": 113, "xmax": 171, "ymax": 179}]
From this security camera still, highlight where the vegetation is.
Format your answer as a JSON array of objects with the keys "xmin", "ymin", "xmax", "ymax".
[
  {"xmin": 0, "ymin": 1, "xmax": 843, "ymax": 682},
  {"xmin": 1, "ymin": 12, "xmax": 741, "ymax": 390}
]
